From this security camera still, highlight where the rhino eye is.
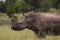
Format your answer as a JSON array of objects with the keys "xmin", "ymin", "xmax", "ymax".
[
  {"xmin": 19, "ymin": 23, "xmax": 21, "ymax": 24},
  {"xmin": 25, "ymin": 16, "xmax": 28, "ymax": 18}
]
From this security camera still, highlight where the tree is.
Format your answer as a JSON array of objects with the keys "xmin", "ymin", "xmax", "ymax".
[
  {"xmin": 40, "ymin": 0, "xmax": 53, "ymax": 12},
  {"xmin": 15, "ymin": 0, "xmax": 23, "ymax": 13},
  {"xmin": 5, "ymin": 0, "xmax": 16, "ymax": 17},
  {"xmin": 53, "ymin": 0, "xmax": 60, "ymax": 9},
  {"xmin": 22, "ymin": 0, "xmax": 52, "ymax": 12},
  {"xmin": 0, "ymin": 1, "xmax": 6, "ymax": 13},
  {"xmin": 23, "ymin": 0, "xmax": 41, "ymax": 10}
]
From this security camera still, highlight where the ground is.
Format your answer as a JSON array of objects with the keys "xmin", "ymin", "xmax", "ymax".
[{"xmin": 0, "ymin": 25, "xmax": 60, "ymax": 40}]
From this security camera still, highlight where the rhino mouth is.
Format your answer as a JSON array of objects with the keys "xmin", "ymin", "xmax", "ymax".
[{"xmin": 11, "ymin": 26, "xmax": 24, "ymax": 31}]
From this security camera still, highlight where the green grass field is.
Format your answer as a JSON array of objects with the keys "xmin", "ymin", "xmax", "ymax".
[
  {"xmin": 0, "ymin": 13, "xmax": 60, "ymax": 40},
  {"xmin": 0, "ymin": 25, "xmax": 60, "ymax": 40},
  {"xmin": 0, "ymin": 25, "xmax": 37, "ymax": 40}
]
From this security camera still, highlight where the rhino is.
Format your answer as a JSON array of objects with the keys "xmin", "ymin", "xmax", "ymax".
[{"xmin": 11, "ymin": 12, "xmax": 60, "ymax": 38}]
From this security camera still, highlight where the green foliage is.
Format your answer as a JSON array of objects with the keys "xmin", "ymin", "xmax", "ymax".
[
  {"xmin": 22, "ymin": 2, "xmax": 32, "ymax": 13},
  {"xmin": 0, "ymin": 0, "xmax": 60, "ymax": 14},
  {"xmin": 0, "ymin": 2, "xmax": 3, "ymax": 10},
  {"xmin": 24, "ymin": 0, "xmax": 41, "ymax": 10},
  {"xmin": 6, "ymin": 5, "xmax": 15, "ymax": 14},
  {"xmin": 23, "ymin": 0, "xmax": 52, "ymax": 12},
  {"xmin": 5, "ymin": 0, "xmax": 16, "ymax": 17},
  {"xmin": 52, "ymin": 0, "xmax": 60, "ymax": 9},
  {"xmin": 0, "ymin": 2, "xmax": 6, "ymax": 13},
  {"xmin": 15, "ymin": 1, "xmax": 23, "ymax": 13},
  {"xmin": 23, "ymin": 0, "xmax": 60, "ymax": 12},
  {"xmin": 40, "ymin": 0, "xmax": 51, "ymax": 12}
]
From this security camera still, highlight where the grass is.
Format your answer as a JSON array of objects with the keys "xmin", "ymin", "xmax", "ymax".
[
  {"xmin": 0, "ymin": 25, "xmax": 38, "ymax": 40},
  {"xmin": 0, "ymin": 13, "xmax": 60, "ymax": 40},
  {"xmin": 0, "ymin": 25, "xmax": 60, "ymax": 40}
]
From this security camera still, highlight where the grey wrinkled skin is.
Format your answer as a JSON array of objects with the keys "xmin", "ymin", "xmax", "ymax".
[
  {"xmin": 11, "ymin": 12, "xmax": 60, "ymax": 38},
  {"xmin": 11, "ymin": 17, "xmax": 28, "ymax": 31}
]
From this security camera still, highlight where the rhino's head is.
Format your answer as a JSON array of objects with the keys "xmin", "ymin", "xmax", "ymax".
[{"xmin": 11, "ymin": 13, "xmax": 36, "ymax": 31}]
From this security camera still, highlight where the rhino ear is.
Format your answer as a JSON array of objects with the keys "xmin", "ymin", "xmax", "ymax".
[
  {"xmin": 23, "ymin": 13, "xmax": 25, "ymax": 16},
  {"xmin": 22, "ymin": 13, "xmax": 28, "ymax": 17},
  {"xmin": 11, "ymin": 15, "xmax": 18, "ymax": 22},
  {"xmin": 11, "ymin": 15, "xmax": 17, "ymax": 19}
]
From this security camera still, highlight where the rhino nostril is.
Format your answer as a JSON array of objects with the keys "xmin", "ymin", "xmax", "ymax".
[
  {"xmin": 11, "ymin": 26, "xmax": 16, "ymax": 30},
  {"xmin": 11, "ymin": 26, "xmax": 14, "ymax": 29}
]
